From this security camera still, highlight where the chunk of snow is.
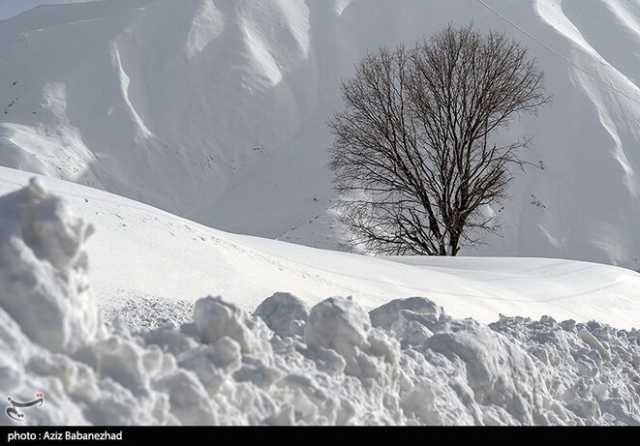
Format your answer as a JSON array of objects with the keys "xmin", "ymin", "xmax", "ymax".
[
  {"xmin": 193, "ymin": 296, "xmax": 268, "ymax": 354},
  {"xmin": 0, "ymin": 178, "xmax": 101, "ymax": 353},
  {"xmin": 255, "ymin": 292, "xmax": 308, "ymax": 338}
]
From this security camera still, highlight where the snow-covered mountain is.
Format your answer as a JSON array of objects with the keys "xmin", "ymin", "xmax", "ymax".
[
  {"xmin": 0, "ymin": 0, "xmax": 92, "ymax": 20},
  {"xmin": 1, "ymin": 0, "xmax": 640, "ymax": 267}
]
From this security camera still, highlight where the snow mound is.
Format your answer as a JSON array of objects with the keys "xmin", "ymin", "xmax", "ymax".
[
  {"xmin": 0, "ymin": 178, "xmax": 101, "ymax": 353},
  {"xmin": 193, "ymin": 296, "xmax": 269, "ymax": 354},
  {"xmin": 255, "ymin": 292, "xmax": 308, "ymax": 338},
  {"xmin": 370, "ymin": 297, "xmax": 448, "ymax": 346},
  {"xmin": 2, "ymin": 182, "xmax": 640, "ymax": 425}
]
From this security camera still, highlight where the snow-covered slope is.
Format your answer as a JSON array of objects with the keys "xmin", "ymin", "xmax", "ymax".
[
  {"xmin": 2, "ymin": 0, "xmax": 640, "ymax": 267},
  {"xmin": 0, "ymin": 1, "xmax": 95, "ymax": 20},
  {"xmin": 2, "ymin": 170, "xmax": 640, "ymax": 426},
  {"xmin": 1, "ymin": 166, "xmax": 639, "ymax": 330}
]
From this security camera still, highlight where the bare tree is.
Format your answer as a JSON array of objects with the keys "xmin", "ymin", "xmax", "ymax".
[{"xmin": 329, "ymin": 25, "xmax": 549, "ymax": 256}]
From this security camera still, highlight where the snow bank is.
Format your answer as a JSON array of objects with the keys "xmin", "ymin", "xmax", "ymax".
[
  {"xmin": 2, "ymin": 182, "xmax": 640, "ymax": 425},
  {"xmin": 0, "ymin": 178, "xmax": 102, "ymax": 354}
]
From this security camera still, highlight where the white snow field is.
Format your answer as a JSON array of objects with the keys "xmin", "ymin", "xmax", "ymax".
[
  {"xmin": 2, "ymin": 0, "xmax": 640, "ymax": 267},
  {"xmin": 1, "ymin": 172, "xmax": 640, "ymax": 426},
  {"xmin": 3, "ymin": 0, "xmax": 640, "ymax": 427},
  {"xmin": 1, "ymin": 166, "xmax": 639, "ymax": 330}
]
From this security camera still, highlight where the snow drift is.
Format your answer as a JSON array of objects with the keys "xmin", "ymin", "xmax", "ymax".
[
  {"xmin": 3, "ymin": 166, "xmax": 640, "ymax": 330},
  {"xmin": 2, "ymin": 180, "xmax": 640, "ymax": 425},
  {"xmin": 2, "ymin": 0, "xmax": 640, "ymax": 267}
]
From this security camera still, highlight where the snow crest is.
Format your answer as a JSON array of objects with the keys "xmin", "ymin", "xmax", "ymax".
[{"xmin": 1, "ymin": 182, "xmax": 640, "ymax": 425}]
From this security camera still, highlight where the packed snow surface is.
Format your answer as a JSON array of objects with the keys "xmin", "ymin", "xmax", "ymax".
[
  {"xmin": 2, "ymin": 179, "xmax": 640, "ymax": 426},
  {"xmin": 2, "ymin": 0, "xmax": 640, "ymax": 267}
]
